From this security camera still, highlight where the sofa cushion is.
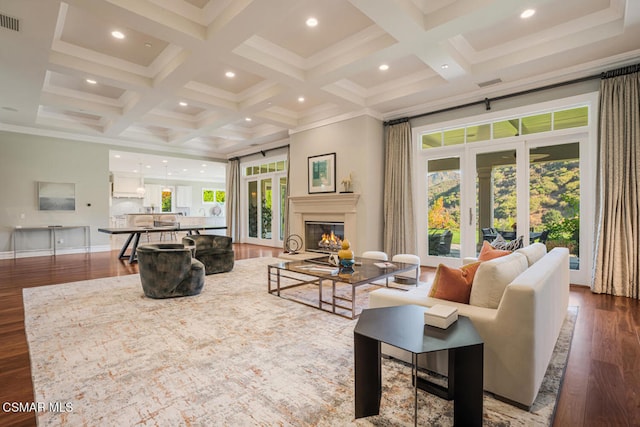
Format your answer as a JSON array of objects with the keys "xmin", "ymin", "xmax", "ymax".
[
  {"xmin": 478, "ymin": 241, "xmax": 511, "ymax": 261},
  {"xmin": 428, "ymin": 262, "xmax": 481, "ymax": 304},
  {"xmin": 469, "ymin": 252, "xmax": 528, "ymax": 309},
  {"xmin": 515, "ymin": 242, "xmax": 547, "ymax": 267}
]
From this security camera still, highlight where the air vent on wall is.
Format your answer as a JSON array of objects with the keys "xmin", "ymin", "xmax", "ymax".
[
  {"xmin": 0, "ymin": 13, "xmax": 20, "ymax": 32},
  {"xmin": 477, "ymin": 78, "xmax": 502, "ymax": 88}
]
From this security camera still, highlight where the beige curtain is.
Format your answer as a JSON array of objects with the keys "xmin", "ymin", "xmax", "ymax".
[
  {"xmin": 592, "ymin": 70, "xmax": 640, "ymax": 297},
  {"xmin": 225, "ymin": 158, "xmax": 241, "ymax": 242},
  {"xmin": 383, "ymin": 120, "xmax": 417, "ymax": 256},
  {"xmin": 282, "ymin": 145, "xmax": 291, "ymax": 251}
]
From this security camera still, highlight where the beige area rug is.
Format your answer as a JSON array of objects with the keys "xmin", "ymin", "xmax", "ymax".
[{"xmin": 24, "ymin": 257, "xmax": 576, "ymax": 426}]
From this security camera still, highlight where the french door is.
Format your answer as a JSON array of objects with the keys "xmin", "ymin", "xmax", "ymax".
[
  {"xmin": 422, "ymin": 137, "xmax": 590, "ymax": 284},
  {"xmin": 425, "ymin": 154, "xmax": 463, "ymax": 268},
  {"xmin": 243, "ymin": 173, "xmax": 286, "ymax": 247}
]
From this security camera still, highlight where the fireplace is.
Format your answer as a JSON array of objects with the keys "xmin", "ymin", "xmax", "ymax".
[
  {"xmin": 289, "ymin": 193, "xmax": 360, "ymax": 255},
  {"xmin": 305, "ymin": 221, "xmax": 345, "ymax": 253}
]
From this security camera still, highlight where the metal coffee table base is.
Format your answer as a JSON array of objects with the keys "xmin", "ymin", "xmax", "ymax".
[{"xmin": 268, "ymin": 265, "xmax": 364, "ymax": 319}]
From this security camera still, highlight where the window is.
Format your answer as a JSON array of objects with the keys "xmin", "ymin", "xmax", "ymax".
[
  {"xmin": 161, "ymin": 190, "xmax": 172, "ymax": 212},
  {"xmin": 202, "ymin": 188, "xmax": 224, "ymax": 204},
  {"xmin": 422, "ymin": 132, "xmax": 442, "ymax": 149},
  {"xmin": 420, "ymin": 105, "xmax": 589, "ymax": 150},
  {"xmin": 245, "ymin": 160, "xmax": 287, "ymax": 177},
  {"xmin": 554, "ymin": 107, "xmax": 588, "ymax": 130}
]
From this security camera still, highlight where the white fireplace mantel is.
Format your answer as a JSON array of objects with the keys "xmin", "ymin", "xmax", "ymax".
[
  {"xmin": 288, "ymin": 193, "xmax": 360, "ymax": 213},
  {"xmin": 289, "ymin": 193, "xmax": 361, "ymax": 252}
]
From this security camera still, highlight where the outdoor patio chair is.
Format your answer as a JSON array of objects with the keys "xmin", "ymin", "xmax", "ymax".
[
  {"xmin": 481, "ymin": 228, "xmax": 498, "ymax": 242},
  {"xmin": 428, "ymin": 232, "xmax": 442, "ymax": 255},
  {"xmin": 438, "ymin": 230, "xmax": 453, "ymax": 255}
]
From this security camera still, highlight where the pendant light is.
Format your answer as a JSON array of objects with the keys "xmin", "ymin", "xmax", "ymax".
[
  {"xmin": 162, "ymin": 165, "xmax": 171, "ymax": 192},
  {"xmin": 136, "ymin": 162, "xmax": 146, "ymax": 196}
]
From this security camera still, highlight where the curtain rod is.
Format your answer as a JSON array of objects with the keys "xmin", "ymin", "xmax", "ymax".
[
  {"xmin": 601, "ymin": 63, "xmax": 640, "ymax": 79},
  {"xmin": 229, "ymin": 144, "xmax": 289, "ymax": 162},
  {"xmin": 384, "ymin": 62, "xmax": 640, "ymax": 126}
]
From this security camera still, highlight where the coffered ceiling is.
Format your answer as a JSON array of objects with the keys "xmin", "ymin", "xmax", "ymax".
[{"xmin": 0, "ymin": 0, "xmax": 638, "ymax": 160}]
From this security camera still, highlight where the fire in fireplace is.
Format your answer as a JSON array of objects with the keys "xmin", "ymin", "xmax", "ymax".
[{"xmin": 305, "ymin": 221, "xmax": 345, "ymax": 253}]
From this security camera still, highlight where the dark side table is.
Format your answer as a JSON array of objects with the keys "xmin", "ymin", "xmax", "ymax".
[{"xmin": 354, "ymin": 304, "xmax": 484, "ymax": 426}]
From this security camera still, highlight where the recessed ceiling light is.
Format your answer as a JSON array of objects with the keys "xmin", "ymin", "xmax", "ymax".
[
  {"xmin": 114, "ymin": 154, "xmax": 121, "ymax": 158},
  {"xmin": 133, "ymin": 169, "xmax": 139, "ymax": 173},
  {"xmin": 146, "ymin": 165, "xmax": 151, "ymax": 168},
  {"xmin": 245, "ymin": 117, "xmax": 252, "ymax": 122},
  {"xmin": 162, "ymin": 159, "xmax": 168, "ymax": 163},
  {"xmin": 144, "ymin": 42, "xmax": 152, "ymax": 48},
  {"xmin": 183, "ymin": 168, "xmax": 188, "ymax": 172},
  {"xmin": 379, "ymin": 64, "xmax": 389, "ymax": 71},
  {"xmin": 201, "ymin": 164, "xmax": 207, "ymax": 167},
  {"xmin": 441, "ymin": 64, "xmax": 449, "ymax": 69},
  {"xmin": 200, "ymin": 170, "xmax": 205, "ymax": 173},
  {"xmin": 520, "ymin": 9, "xmax": 535, "ymax": 19},
  {"xmin": 111, "ymin": 30, "xmax": 125, "ymax": 39},
  {"xmin": 306, "ymin": 17, "xmax": 318, "ymax": 27},
  {"xmin": 86, "ymin": 79, "xmax": 97, "ymax": 85},
  {"xmin": 179, "ymin": 101, "xmax": 188, "ymax": 107},
  {"xmin": 225, "ymin": 71, "xmax": 235, "ymax": 78},
  {"xmin": 298, "ymin": 96, "xmax": 305, "ymax": 103}
]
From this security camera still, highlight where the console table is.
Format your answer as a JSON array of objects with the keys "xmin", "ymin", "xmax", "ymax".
[
  {"xmin": 13, "ymin": 225, "xmax": 91, "ymax": 259},
  {"xmin": 354, "ymin": 305, "xmax": 484, "ymax": 426}
]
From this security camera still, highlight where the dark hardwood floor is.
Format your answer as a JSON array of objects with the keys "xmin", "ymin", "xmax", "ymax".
[{"xmin": 1, "ymin": 245, "xmax": 638, "ymax": 426}]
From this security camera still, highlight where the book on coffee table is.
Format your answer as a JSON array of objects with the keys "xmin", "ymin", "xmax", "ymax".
[
  {"xmin": 374, "ymin": 262, "xmax": 395, "ymax": 269},
  {"xmin": 296, "ymin": 265, "xmax": 339, "ymax": 275},
  {"xmin": 424, "ymin": 304, "xmax": 458, "ymax": 329}
]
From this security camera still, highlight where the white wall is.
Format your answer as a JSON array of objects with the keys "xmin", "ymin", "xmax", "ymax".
[
  {"xmin": 289, "ymin": 114, "xmax": 385, "ymax": 254},
  {"xmin": 0, "ymin": 131, "xmax": 111, "ymax": 255},
  {"xmin": 0, "ymin": 131, "xmax": 224, "ymax": 257}
]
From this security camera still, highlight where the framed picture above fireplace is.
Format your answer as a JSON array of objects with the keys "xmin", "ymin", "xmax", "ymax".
[{"xmin": 308, "ymin": 152, "xmax": 336, "ymax": 194}]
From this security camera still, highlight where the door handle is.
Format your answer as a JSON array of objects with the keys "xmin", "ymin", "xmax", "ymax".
[{"xmin": 469, "ymin": 207, "xmax": 473, "ymax": 226}]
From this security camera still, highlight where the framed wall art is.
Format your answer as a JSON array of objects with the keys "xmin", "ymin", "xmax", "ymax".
[
  {"xmin": 38, "ymin": 181, "xmax": 76, "ymax": 211},
  {"xmin": 308, "ymin": 153, "xmax": 336, "ymax": 194}
]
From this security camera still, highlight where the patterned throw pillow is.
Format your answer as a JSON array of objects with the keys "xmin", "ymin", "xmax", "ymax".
[
  {"xmin": 491, "ymin": 234, "xmax": 524, "ymax": 251},
  {"xmin": 490, "ymin": 234, "xmax": 507, "ymax": 249},
  {"xmin": 428, "ymin": 262, "xmax": 482, "ymax": 304}
]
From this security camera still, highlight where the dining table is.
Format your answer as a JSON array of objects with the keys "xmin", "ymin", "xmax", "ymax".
[{"xmin": 98, "ymin": 225, "xmax": 227, "ymax": 263}]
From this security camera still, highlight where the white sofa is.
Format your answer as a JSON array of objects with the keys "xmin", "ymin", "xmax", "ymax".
[{"xmin": 369, "ymin": 244, "xmax": 570, "ymax": 408}]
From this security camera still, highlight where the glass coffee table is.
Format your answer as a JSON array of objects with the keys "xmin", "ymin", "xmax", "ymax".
[{"xmin": 268, "ymin": 256, "xmax": 419, "ymax": 319}]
